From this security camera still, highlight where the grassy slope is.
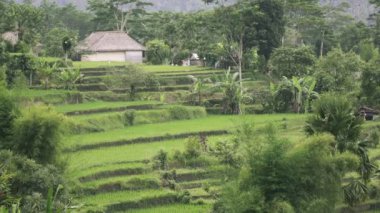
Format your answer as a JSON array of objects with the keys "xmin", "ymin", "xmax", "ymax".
[
  {"xmin": 66, "ymin": 114, "xmax": 305, "ymax": 148},
  {"xmin": 54, "ymin": 100, "xmax": 160, "ymax": 113},
  {"xmin": 78, "ymin": 189, "xmax": 174, "ymax": 206},
  {"xmin": 73, "ymin": 61, "xmax": 208, "ymax": 72},
  {"xmin": 125, "ymin": 204, "xmax": 212, "ymax": 213},
  {"xmin": 67, "ymin": 136, "xmax": 228, "ymax": 173}
]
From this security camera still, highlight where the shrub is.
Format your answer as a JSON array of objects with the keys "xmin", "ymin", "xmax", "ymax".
[
  {"xmin": 177, "ymin": 190, "xmax": 191, "ymax": 204},
  {"xmin": 0, "ymin": 89, "xmax": 18, "ymax": 148},
  {"xmin": 168, "ymin": 106, "xmax": 207, "ymax": 120},
  {"xmin": 184, "ymin": 137, "xmax": 202, "ymax": 159},
  {"xmin": 160, "ymin": 170, "xmax": 177, "ymax": 190},
  {"xmin": 211, "ymin": 140, "xmax": 240, "ymax": 168},
  {"xmin": 305, "ymin": 94, "xmax": 363, "ymax": 152},
  {"xmin": 5, "ymin": 53, "xmax": 38, "ymax": 87},
  {"xmin": 361, "ymin": 126, "xmax": 380, "ymax": 148},
  {"xmin": 0, "ymin": 150, "xmax": 67, "ymax": 211},
  {"xmin": 0, "ymin": 66, "xmax": 6, "ymax": 88},
  {"xmin": 153, "ymin": 149, "xmax": 168, "ymax": 170},
  {"xmin": 123, "ymin": 110, "xmax": 136, "ymax": 126},
  {"xmin": 11, "ymin": 105, "xmax": 67, "ymax": 165},
  {"xmin": 146, "ymin": 39, "xmax": 171, "ymax": 65}
]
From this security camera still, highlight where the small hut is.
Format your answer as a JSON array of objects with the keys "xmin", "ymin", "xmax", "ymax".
[
  {"xmin": 359, "ymin": 106, "xmax": 379, "ymax": 121},
  {"xmin": 182, "ymin": 53, "xmax": 204, "ymax": 66},
  {"xmin": 76, "ymin": 31, "xmax": 145, "ymax": 63}
]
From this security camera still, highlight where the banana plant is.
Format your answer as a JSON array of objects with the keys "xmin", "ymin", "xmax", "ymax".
[
  {"xmin": 291, "ymin": 76, "xmax": 304, "ymax": 114},
  {"xmin": 303, "ymin": 76, "xmax": 319, "ymax": 113},
  {"xmin": 58, "ymin": 68, "xmax": 83, "ymax": 90},
  {"xmin": 280, "ymin": 76, "xmax": 319, "ymax": 113},
  {"xmin": 37, "ymin": 62, "xmax": 58, "ymax": 89},
  {"xmin": 213, "ymin": 68, "xmax": 248, "ymax": 114},
  {"xmin": 188, "ymin": 75, "xmax": 212, "ymax": 105}
]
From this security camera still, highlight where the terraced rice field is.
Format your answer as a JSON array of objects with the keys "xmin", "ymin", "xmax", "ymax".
[
  {"xmin": 51, "ymin": 77, "xmax": 304, "ymax": 211},
  {"xmin": 31, "ymin": 64, "xmax": 377, "ymax": 212}
]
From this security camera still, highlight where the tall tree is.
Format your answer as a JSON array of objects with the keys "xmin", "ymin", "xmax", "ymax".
[
  {"xmin": 214, "ymin": 1, "xmax": 257, "ymax": 91},
  {"xmin": 88, "ymin": 0, "xmax": 152, "ymax": 32},
  {"xmin": 284, "ymin": 0, "xmax": 352, "ymax": 56},
  {"xmin": 4, "ymin": 3, "xmax": 43, "ymax": 46}
]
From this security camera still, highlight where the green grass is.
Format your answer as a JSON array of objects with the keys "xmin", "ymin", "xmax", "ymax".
[
  {"xmin": 54, "ymin": 100, "xmax": 160, "ymax": 113},
  {"xmin": 82, "ymin": 174, "xmax": 157, "ymax": 188},
  {"xmin": 38, "ymin": 57, "xmax": 62, "ymax": 62},
  {"xmin": 66, "ymin": 114, "xmax": 306, "ymax": 148},
  {"xmin": 125, "ymin": 204, "xmax": 212, "ymax": 213},
  {"xmin": 73, "ymin": 61, "xmax": 130, "ymax": 69},
  {"xmin": 67, "ymin": 136, "xmax": 226, "ymax": 171},
  {"xmin": 70, "ymin": 162, "xmax": 147, "ymax": 180},
  {"xmin": 77, "ymin": 189, "xmax": 174, "ymax": 206},
  {"xmin": 155, "ymin": 69, "xmax": 224, "ymax": 76},
  {"xmin": 73, "ymin": 61, "xmax": 208, "ymax": 72},
  {"xmin": 10, "ymin": 89, "xmax": 73, "ymax": 98},
  {"xmin": 187, "ymin": 188, "xmax": 213, "ymax": 197},
  {"xmin": 141, "ymin": 65, "xmax": 209, "ymax": 73}
]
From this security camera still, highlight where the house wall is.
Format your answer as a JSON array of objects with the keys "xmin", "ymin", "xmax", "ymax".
[
  {"xmin": 125, "ymin": 51, "xmax": 143, "ymax": 63},
  {"xmin": 81, "ymin": 51, "xmax": 144, "ymax": 63},
  {"xmin": 81, "ymin": 52, "xmax": 126, "ymax": 62}
]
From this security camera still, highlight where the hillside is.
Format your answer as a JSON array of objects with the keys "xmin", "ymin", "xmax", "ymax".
[{"xmin": 17, "ymin": 0, "xmax": 377, "ymax": 23}]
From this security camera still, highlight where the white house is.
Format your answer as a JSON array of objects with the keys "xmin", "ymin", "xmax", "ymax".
[
  {"xmin": 76, "ymin": 31, "xmax": 146, "ymax": 63},
  {"xmin": 182, "ymin": 53, "xmax": 203, "ymax": 66}
]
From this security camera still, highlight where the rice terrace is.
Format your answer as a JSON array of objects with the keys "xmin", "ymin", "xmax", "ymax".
[{"xmin": 0, "ymin": 0, "xmax": 380, "ymax": 213}]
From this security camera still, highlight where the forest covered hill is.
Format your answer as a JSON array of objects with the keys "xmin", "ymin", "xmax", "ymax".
[{"xmin": 17, "ymin": 0, "xmax": 377, "ymax": 23}]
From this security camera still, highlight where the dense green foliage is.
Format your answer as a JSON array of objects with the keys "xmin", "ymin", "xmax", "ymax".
[
  {"xmin": 146, "ymin": 39, "xmax": 171, "ymax": 65},
  {"xmin": 0, "ymin": 150, "xmax": 67, "ymax": 211},
  {"xmin": 0, "ymin": 0, "xmax": 380, "ymax": 212},
  {"xmin": 269, "ymin": 46, "xmax": 317, "ymax": 78},
  {"xmin": 213, "ymin": 128, "xmax": 358, "ymax": 212},
  {"xmin": 11, "ymin": 106, "xmax": 66, "ymax": 165},
  {"xmin": 361, "ymin": 59, "xmax": 380, "ymax": 108},
  {"xmin": 305, "ymin": 94, "xmax": 363, "ymax": 151},
  {"xmin": 314, "ymin": 48, "xmax": 365, "ymax": 92},
  {"xmin": 0, "ymin": 89, "xmax": 17, "ymax": 148}
]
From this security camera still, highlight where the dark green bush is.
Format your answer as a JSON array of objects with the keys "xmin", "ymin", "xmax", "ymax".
[
  {"xmin": 184, "ymin": 137, "xmax": 202, "ymax": 159},
  {"xmin": 177, "ymin": 190, "xmax": 191, "ymax": 204},
  {"xmin": 153, "ymin": 149, "xmax": 168, "ymax": 170},
  {"xmin": 123, "ymin": 110, "xmax": 136, "ymax": 126},
  {"xmin": 0, "ymin": 89, "xmax": 18, "ymax": 147},
  {"xmin": 5, "ymin": 53, "xmax": 37, "ymax": 87},
  {"xmin": 168, "ymin": 105, "xmax": 207, "ymax": 120},
  {"xmin": 305, "ymin": 94, "xmax": 363, "ymax": 152},
  {"xmin": 0, "ymin": 150, "xmax": 67, "ymax": 211},
  {"xmin": 11, "ymin": 105, "xmax": 67, "ymax": 165}
]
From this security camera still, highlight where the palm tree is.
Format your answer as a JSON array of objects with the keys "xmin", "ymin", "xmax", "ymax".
[
  {"xmin": 305, "ymin": 94, "xmax": 377, "ymax": 206},
  {"xmin": 188, "ymin": 75, "xmax": 212, "ymax": 105}
]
